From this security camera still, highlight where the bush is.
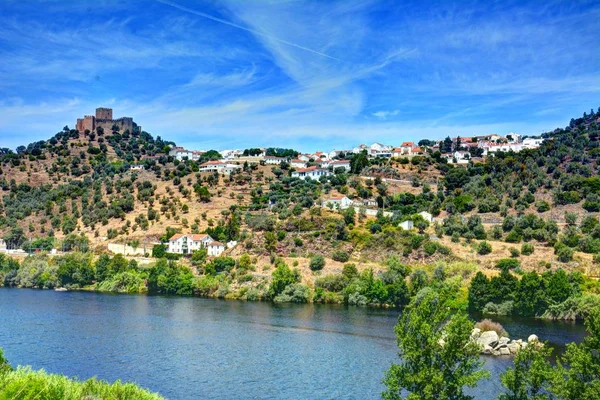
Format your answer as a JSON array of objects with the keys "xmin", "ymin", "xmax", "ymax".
[
  {"xmin": 477, "ymin": 241, "xmax": 492, "ymax": 255},
  {"xmin": 521, "ymin": 243, "xmax": 534, "ymax": 256},
  {"xmin": 495, "ymin": 258, "xmax": 520, "ymax": 270},
  {"xmin": 331, "ymin": 250, "xmax": 350, "ymax": 262},
  {"xmin": 309, "ymin": 255, "xmax": 326, "ymax": 271},
  {"xmin": 555, "ymin": 244, "xmax": 574, "ymax": 263},
  {"xmin": 509, "ymin": 247, "xmax": 521, "ymax": 258},
  {"xmin": 273, "ymin": 283, "xmax": 311, "ymax": 303},
  {"xmin": 0, "ymin": 365, "xmax": 163, "ymax": 399},
  {"xmin": 423, "ymin": 241, "xmax": 438, "ymax": 256},
  {"xmin": 482, "ymin": 301, "xmax": 514, "ymax": 316},
  {"xmin": 474, "ymin": 318, "xmax": 509, "ymax": 337}
]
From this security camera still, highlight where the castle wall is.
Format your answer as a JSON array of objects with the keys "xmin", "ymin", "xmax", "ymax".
[
  {"xmin": 76, "ymin": 108, "xmax": 138, "ymax": 133},
  {"xmin": 96, "ymin": 107, "xmax": 113, "ymax": 120}
]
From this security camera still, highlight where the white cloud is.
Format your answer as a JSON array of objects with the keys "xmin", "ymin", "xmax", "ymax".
[{"xmin": 372, "ymin": 109, "xmax": 400, "ymax": 119}]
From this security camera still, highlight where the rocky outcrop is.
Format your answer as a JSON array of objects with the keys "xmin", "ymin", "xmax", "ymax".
[{"xmin": 471, "ymin": 328, "xmax": 539, "ymax": 357}]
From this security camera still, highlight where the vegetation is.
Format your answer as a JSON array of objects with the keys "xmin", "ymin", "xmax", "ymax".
[{"xmin": 0, "ymin": 349, "xmax": 163, "ymax": 399}]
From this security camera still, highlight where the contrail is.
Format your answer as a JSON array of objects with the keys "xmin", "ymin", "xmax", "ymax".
[{"xmin": 156, "ymin": 0, "xmax": 341, "ymax": 61}]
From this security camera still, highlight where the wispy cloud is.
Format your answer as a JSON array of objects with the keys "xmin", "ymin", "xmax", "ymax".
[{"xmin": 372, "ymin": 110, "xmax": 400, "ymax": 119}]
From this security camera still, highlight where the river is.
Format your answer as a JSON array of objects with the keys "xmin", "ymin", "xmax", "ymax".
[{"xmin": 0, "ymin": 288, "xmax": 587, "ymax": 399}]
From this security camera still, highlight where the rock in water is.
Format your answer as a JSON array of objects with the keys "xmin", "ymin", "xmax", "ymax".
[
  {"xmin": 528, "ymin": 334, "xmax": 539, "ymax": 343},
  {"xmin": 476, "ymin": 331, "xmax": 499, "ymax": 348}
]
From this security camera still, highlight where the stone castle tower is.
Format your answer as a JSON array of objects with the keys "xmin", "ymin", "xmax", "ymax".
[{"xmin": 76, "ymin": 107, "xmax": 139, "ymax": 134}]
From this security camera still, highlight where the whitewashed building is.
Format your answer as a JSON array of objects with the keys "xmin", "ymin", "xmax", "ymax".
[
  {"xmin": 168, "ymin": 234, "xmax": 214, "ymax": 254},
  {"xmin": 291, "ymin": 166, "xmax": 331, "ymax": 180},
  {"xmin": 199, "ymin": 161, "xmax": 242, "ymax": 174},
  {"xmin": 290, "ymin": 159, "xmax": 307, "ymax": 169},
  {"xmin": 169, "ymin": 147, "xmax": 203, "ymax": 161},
  {"xmin": 207, "ymin": 241, "xmax": 226, "ymax": 257},
  {"xmin": 322, "ymin": 195, "xmax": 353, "ymax": 210},
  {"xmin": 329, "ymin": 159, "xmax": 351, "ymax": 171},
  {"xmin": 264, "ymin": 156, "xmax": 286, "ymax": 165},
  {"xmin": 418, "ymin": 211, "xmax": 433, "ymax": 223},
  {"xmin": 399, "ymin": 220, "xmax": 414, "ymax": 230}
]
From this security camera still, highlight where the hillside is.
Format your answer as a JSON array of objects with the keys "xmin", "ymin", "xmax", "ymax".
[{"xmin": 0, "ymin": 108, "xmax": 599, "ymax": 277}]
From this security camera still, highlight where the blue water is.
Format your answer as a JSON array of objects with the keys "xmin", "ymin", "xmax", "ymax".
[{"xmin": 0, "ymin": 288, "xmax": 587, "ymax": 399}]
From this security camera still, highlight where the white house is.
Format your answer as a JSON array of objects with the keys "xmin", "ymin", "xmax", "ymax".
[
  {"xmin": 290, "ymin": 159, "xmax": 307, "ymax": 169},
  {"xmin": 322, "ymin": 195, "xmax": 353, "ymax": 210},
  {"xmin": 168, "ymin": 234, "xmax": 214, "ymax": 254},
  {"xmin": 522, "ymin": 138, "xmax": 543, "ymax": 148},
  {"xmin": 264, "ymin": 156, "xmax": 286, "ymax": 165},
  {"xmin": 199, "ymin": 160, "xmax": 242, "ymax": 174},
  {"xmin": 207, "ymin": 241, "xmax": 226, "ymax": 257},
  {"xmin": 399, "ymin": 220, "xmax": 414, "ymax": 230},
  {"xmin": 329, "ymin": 160, "xmax": 351, "ymax": 171},
  {"xmin": 130, "ymin": 165, "xmax": 144, "ymax": 171},
  {"xmin": 169, "ymin": 147, "xmax": 203, "ymax": 161},
  {"xmin": 400, "ymin": 141, "xmax": 415, "ymax": 155},
  {"xmin": 418, "ymin": 211, "xmax": 433, "ymax": 223},
  {"xmin": 298, "ymin": 154, "xmax": 311, "ymax": 162},
  {"xmin": 392, "ymin": 147, "xmax": 403, "ymax": 158},
  {"xmin": 369, "ymin": 142, "xmax": 392, "ymax": 158},
  {"xmin": 291, "ymin": 166, "xmax": 331, "ymax": 180},
  {"xmin": 352, "ymin": 144, "xmax": 368, "ymax": 154}
]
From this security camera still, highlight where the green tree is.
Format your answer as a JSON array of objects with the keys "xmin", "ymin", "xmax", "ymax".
[
  {"xmin": 550, "ymin": 308, "xmax": 600, "ymax": 399},
  {"xmin": 267, "ymin": 262, "xmax": 299, "ymax": 299},
  {"xmin": 309, "ymin": 255, "xmax": 326, "ymax": 271},
  {"xmin": 477, "ymin": 241, "xmax": 492, "ymax": 255},
  {"xmin": 515, "ymin": 272, "xmax": 547, "ymax": 317},
  {"xmin": 499, "ymin": 341, "xmax": 553, "ymax": 400},
  {"xmin": 383, "ymin": 289, "xmax": 490, "ymax": 399},
  {"xmin": 468, "ymin": 272, "xmax": 490, "ymax": 312}
]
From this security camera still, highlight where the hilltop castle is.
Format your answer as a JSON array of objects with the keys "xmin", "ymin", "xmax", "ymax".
[{"xmin": 76, "ymin": 108, "xmax": 140, "ymax": 134}]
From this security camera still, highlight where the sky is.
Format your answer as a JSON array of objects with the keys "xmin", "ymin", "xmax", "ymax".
[{"xmin": 0, "ymin": 0, "xmax": 599, "ymax": 152}]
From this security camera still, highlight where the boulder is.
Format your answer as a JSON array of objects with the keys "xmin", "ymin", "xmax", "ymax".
[
  {"xmin": 507, "ymin": 343, "xmax": 520, "ymax": 354},
  {"xmin": 500, "ymin": 347, "xmax": 511, "ymax": 356},
  {"xmin": 495, "ymin": 337, "xmax": 510, "ymax": 349},
  {"xmin": 471, "ymin": 328, "xmax": 481, "ymax": 340},
  {"xmin": 528, "ymin": 334, "xmax": 539, "ymax": 343},
  {"xmin": 482, "ymin": 345, "xmax": 494, "ymax": 355},
  {"xmin": 476, "ymin": 331, "xmax": 499, "ymax": 348}
]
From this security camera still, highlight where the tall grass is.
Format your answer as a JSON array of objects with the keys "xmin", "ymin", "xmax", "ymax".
[{"xmin": 0, "ymin": 366, "xmax": 164, "ymax": 400}]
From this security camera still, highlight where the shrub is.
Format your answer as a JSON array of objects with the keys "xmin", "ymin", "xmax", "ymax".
[
  {"xmin": 331, "ymin": 250, "xmax": 350, "ymax": 262},
  {"xmin": 474, "ymin": 318, "xmax": 509, "ymax": 337},
  {"xmin": 509, "ymin": 247, "xmax": 521, "ymax": 258},
  {"xmin": 555, "ymin": 244, "xmax": 574, "ymax": 263},
  {"xmin": 309, "ymin": 255, "xmax": 326, "ymax": 271},
  {"xmin": 536, "ymin": 201, "xmax": 550, "ymax": 213},
  {"xmin": 477, "ymin": 241, "xmax": 492, "ymax": 255},
  {"xmin": 273, "ymin": 283, "xmax": 311, "ymax": 303},
  {"xmin": 521, "ymin": 243, "xmax": 534, "ymax": 256},
  {"xmin": 294, "ymin": 237, "xmax": 303, "ymax": 247},
  {"xmin": 482, "ymin": 301, "xmax": 514, "ymax": 317},
  {"xmin": 423, "ymin": 241, "xmax": 438, "ymax": 256},
  {"xmin": 495, "ymin": 258, "xmax": 520, "ymax": 270}
]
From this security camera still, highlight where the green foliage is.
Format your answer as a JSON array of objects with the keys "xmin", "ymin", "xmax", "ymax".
[
  {"xmin": 496, "ymin": 258, "xmax": 520, "ymax": 270},
  {"xmin": 551, "ymin": 308, "xmax": 600, "ymax": 398},
  {"xmin": 309, "ymin": 254, "xmax": 326, "ymax": 271},
  {"xmin": 273, "ymin": 283, "xmax": 311, "ymax": 303},
  {"xmin": 477, "ymin": 241, "xmax": 492, "ymax": 255},
  {"xmin": 499, "ymin": 341, "xmax": 553, "ymax": 400},
  {"xmin": 152, "ymin": 244, "xmax": 167, "ymax": 258},
  {"xmin": 521, "ymin": 243, "xmax": 534, "ymax": 256},
  {"xmin": 147, "ymin": 259, "xmax": 194, "ymax": 295},
  {"xmin": 382, "ymin": 289, "xmax": 489, "ymax": 400},
  {"xmin": 0, "ymin": 365, "xmax": 163, "ymax": 399},
  {"xmin": 267, "ymin": 262, "xmax": 300, "ymax": 299},
  {"xmin": 331, "ymin": 250, "xmax": 350, "ymax": 262}
]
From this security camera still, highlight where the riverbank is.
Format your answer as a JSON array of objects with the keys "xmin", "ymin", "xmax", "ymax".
[{"xmin": 0, "ymin": 349, "xmax": 163, "ymax": 400}]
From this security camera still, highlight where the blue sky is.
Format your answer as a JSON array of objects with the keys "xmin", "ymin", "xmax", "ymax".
[{"xmin": 0, "ymin": 0, "xmax": 598, "ymax": 152}]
